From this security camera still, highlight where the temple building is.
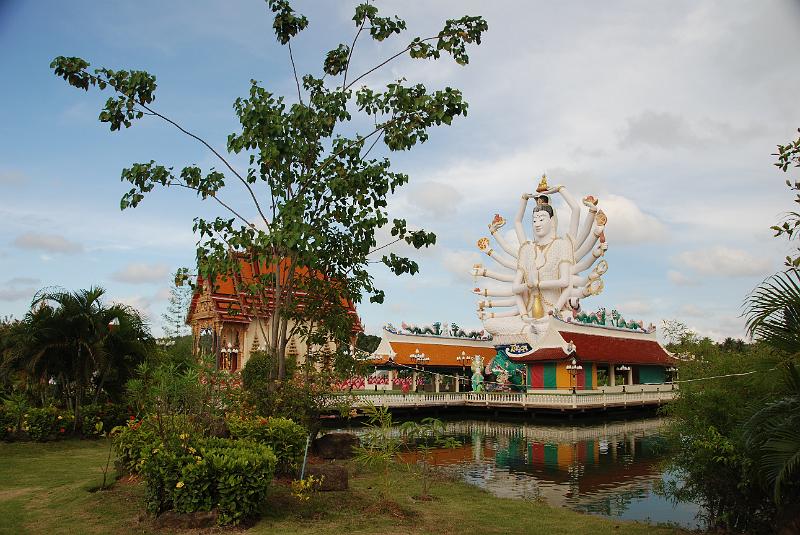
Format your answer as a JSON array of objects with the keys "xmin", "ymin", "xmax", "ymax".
[
  {"xmin": 366, "ymin": 311, "xmax": 676, "ymax": 392},
  {"xmin": 368, "ymin": 322, "xmax": 496, "ymax": 392},
  {"xmin": 186, "ymin": 256, "xmax": 361, "ymax": 371}
]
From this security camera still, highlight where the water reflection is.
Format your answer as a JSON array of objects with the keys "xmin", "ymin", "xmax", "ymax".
[{"xmin": 353, "ymin": 418, "xmax": 702, "ymax": 529}]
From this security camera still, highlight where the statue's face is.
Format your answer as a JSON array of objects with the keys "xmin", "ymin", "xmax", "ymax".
[{"xmin": 532, "ymin": 211, "xmax": 552, "ymax": 238}]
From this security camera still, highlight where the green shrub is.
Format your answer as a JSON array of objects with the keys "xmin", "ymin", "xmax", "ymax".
[
  {"xmin": 201, "ymin": 438, "xmax": 277, "ymax": 525},
  {"xmin": 24, "ymin": 407, "xmax": 73, "ymax": 441},
  {"xmin": 140, "ymin": 435, "xmax": 276, "ymax": 525},
  {"xmin": 0, "ymin": 405, "xmax": 13, "ymax": 440},
  {"xmin": 113, "ymin": 417, "xmax": 159, "ymax": 473},
  {"xmin": 226, "ymin": 415, "xmax": 306, "ymax": 474},
  {"xmin": 81, "ymin": 402, "xmax": 130, "ymax": 437}
]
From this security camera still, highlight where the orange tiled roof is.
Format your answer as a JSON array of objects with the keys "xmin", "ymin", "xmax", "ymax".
[
  {"xmin": 187, "ymin": 256, "xmax": 362, "ymax": 331},
  {"xmin": 372, "ymin": 341, "xmax": 497, "ymax": 367}
]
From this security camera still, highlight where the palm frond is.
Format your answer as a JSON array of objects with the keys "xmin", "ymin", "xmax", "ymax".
[{"xmin": 745, "ymin": 269, "xmax": 800, "ymax": 354}]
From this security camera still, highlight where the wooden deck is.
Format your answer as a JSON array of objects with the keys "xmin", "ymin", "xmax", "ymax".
[{"xmin": 342, "ymin": 387, "xmax": 676, "ymax": 412}]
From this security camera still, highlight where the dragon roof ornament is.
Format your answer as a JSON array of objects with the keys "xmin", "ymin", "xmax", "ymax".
[{"xmin": 384, "ymin": 321, "xmax": 493, "ymax": 341}]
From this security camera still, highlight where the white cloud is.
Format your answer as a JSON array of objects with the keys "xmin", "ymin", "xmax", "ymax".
[
  {"xmin": 678, "ymin": 304, "xmax": 705, "ymax": 317},
  {"xmin": 111, "ymin": 263, "xmax": 170, "ymax": 284},
  {"xmin": 667, "ymin": 270, "xmax": 698, "ymax": 286},
  {"xmin": 440, "ymin": 248, "xmax": 482, "ymax": 283},
  {"xmin": 619, "ymin": 111, "xmax": 700, "ymax": 149},
  {"xmin": 602, "ymin": 194, "xmax": 668, "ymax": 244},
  {"xmin": 0, "ymin": 277, "xmax": 40, "ymax": 302},
  {"xmin": 404, "ymin": 181, "xmax": 464, "ymax": 220},
  {"xmin": 616, "ymin": 299, "xmax": 653, "ymax": 315},
  {"xmin": 675, "ymin": 246, "xmax": 771, "ymax": 277},
  {"xmin": 12, "ymin": 232, "xmax": 84, "ymax": 254}
]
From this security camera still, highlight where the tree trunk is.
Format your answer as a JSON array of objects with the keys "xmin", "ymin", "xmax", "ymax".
[{"xmin": 271, "ymin": 259, "xmax": 283, "ymax": 380}]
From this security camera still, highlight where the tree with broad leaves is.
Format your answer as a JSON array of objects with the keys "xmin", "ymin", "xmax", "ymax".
[{"xmin": 51, "ymin": 1, "xmax": 488, "ymax": 381}]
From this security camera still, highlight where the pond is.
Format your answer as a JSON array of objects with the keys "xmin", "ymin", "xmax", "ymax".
[{"xmin": 342, "ymin": 416, "xmax": 703, "ymax": 530}]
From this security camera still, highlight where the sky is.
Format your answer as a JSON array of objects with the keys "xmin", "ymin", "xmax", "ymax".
[{"xmin": 1, "ymin": 0, "xmax": 799, "ymax": 340}]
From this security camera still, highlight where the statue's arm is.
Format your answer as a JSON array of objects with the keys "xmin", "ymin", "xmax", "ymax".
[
  {"xmin": 471, "ymin": 265, "xmax": 515, "ymax": 283},
  {"xmin": 571, "ymin": 246, "xmax": 607, "ymax": 274},
  {"xmin": 491, "ymin": 227, "xmax": 519, "ymax": 258},
  {"xmin": 478, "ymin": 309, "xmax": 520, "ymax": 319},
  {"xmin": 477, "ymin": 298, "xmax": 518, "ymax": 308},
  {"xmin": 472, "ymin": 287, "xmax": 515, "ymax": 298},
  {"xmin": 538, "ymin": 261, "xmax": 571, "ymax": 290},
  {"xmin": 485, "ymin": 249, "xmax": 517, "ymax": 270},
  {"xmin": 554, "ymin": 263, "xmax": 575, "ymax": 310},
  {"xmin": 555, "ymin": 186, "xmax": 581, "ymax": 241},
  {"xmin": 574, "ymin": 224, "xmax": 605, "ymax": 261},
  {"xmin": 576, "ymin": 200, "xmax": 598, "ymax": 248},
  {"xmin": 514, "ymin": 194, "xmax": 531, "ymax": 245}
]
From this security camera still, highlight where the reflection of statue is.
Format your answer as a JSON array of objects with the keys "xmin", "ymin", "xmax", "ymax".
[
  {"xmin": 471, "ymin": 355, "xmax": 485, "ymax": 392},
  {"xmin": 471, "ymin": 175, "xmax": 609, "ymax": 345}
]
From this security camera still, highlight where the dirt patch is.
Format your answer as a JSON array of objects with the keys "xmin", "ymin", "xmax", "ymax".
[
  {"xmin": 363, "ymin": 498, "xmax": 411, "ymax": 519},
  {"xmin": 411, "ymin": 494, "xmax": 438, "ymax": 502},
  {"xmin": 115, "ymin": 474, "xmax": 141, "ymax": 486}
]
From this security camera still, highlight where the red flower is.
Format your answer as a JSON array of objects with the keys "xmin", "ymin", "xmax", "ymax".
[
  {"xmin": 129, "ymin": 415, "xmax": 136, "ymax": 421},
  {"xmin": 59, "ymin": 428, "xmax": 65, "ymax": 433}
]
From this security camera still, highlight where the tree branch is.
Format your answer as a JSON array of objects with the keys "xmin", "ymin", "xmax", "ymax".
[
  {"xmin": 288, "ymin": 41, "xmax": 304, "ymax": 105},
  {"xmin": 344, "ymin": 36, "xmax": 437, "ymax": 90},
  {"xmin": 166, "ymin": 181, "xmax": 253, "ymax": 228},
  {"xmin": 137, "ymin": 102, "xmax": 271, "ymax": 229},
  {"xmin": 342, "ymin": 16, "xmax": 367, "ymax": 89}
]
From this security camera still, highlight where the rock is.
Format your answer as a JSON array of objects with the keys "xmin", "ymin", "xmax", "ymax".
[
  {"xmin": 153, "ymin": 510, "xmax": 218, "ymax": 529},
  {"xmin": 306, "ymin": 464, "xmax": 349, "ymax": 491},
  {"xmin": 313, "ymin": 432, "xmax": 359, "ymax": 459}
]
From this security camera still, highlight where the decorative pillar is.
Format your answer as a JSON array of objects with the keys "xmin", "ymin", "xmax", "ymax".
[
  {"xmin": 455, "ymin": 374, "xmax": 460, "ymax": 393},
  {"xmin": 435, "ymin": 374, "xmax": 440, "ymax": 393},
  {"xmin": 412, "ymin": 371, "xmax": 418, "ymax": 392},
  {"xmin": 609, "ymin": 365, "xmax": 616, "ymax": 386},
  {"xmin": 627, "ymin": 367, "xmax": 634, "ymax": 386}
]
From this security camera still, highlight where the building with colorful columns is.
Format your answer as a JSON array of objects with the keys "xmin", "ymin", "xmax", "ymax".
[{"xmin": 367, "ymin": 313, "xmax": 675, "ymax": 392}]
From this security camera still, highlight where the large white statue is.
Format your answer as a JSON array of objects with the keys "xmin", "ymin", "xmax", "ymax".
[{"xmin": 470, "ymin": 175, "xmax": 608, "ymax": 345}]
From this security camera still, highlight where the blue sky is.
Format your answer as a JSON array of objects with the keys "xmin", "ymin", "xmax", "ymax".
[{"xmin": 1, "ymin": 0, "xmax": 799, "ymax": 340}]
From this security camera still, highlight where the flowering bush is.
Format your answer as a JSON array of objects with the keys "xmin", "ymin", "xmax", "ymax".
[
  {"xmin": 141, "ymin": 434, "xmax": 277, "ymax": 526},
  {"xmin": 226, "ymin": 415, "xmax": 306, "ymax": 475},
  {"xmin": 24, "ymin": 407, "xmax": 73, "ymax": 441},
  {"xmin": 113, "ymin": 416, "xmax": 159, "ymax": 473},
  {"xmin": 80, "ymin": 402, "xmax": 130, "ymax": 437}
]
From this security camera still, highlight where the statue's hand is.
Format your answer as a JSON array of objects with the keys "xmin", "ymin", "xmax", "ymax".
[{"xmin": 522, "ymin": 193, "xmax": 534, "ymax": 200}]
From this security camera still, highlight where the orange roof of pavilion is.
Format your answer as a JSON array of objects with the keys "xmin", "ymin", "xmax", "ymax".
[
  {"xmin": 371, "ymin": 341, "xmax": 497, "ymax": 367},
  {"xmin": 187, "ymin": 256, "xmax": 362, "ymax": 331}
]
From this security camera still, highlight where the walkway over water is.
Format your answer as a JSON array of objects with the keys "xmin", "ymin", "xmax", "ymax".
[{"xmin": 344, "ymin": 386, "xmax": 676, "ymax": 413}]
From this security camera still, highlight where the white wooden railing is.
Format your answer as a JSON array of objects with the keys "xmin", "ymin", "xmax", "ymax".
[{"xmin": 340, "ymin": 388, "xmax": 676, "ymax": 410}]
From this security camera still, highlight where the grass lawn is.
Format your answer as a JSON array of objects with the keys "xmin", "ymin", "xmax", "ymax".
[{"xmin": 0, "ymin": 440, "xmax": 690, "ymax": 535}]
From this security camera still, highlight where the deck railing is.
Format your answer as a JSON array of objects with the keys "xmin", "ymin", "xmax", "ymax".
[{"xmin": 340, "ymin": 388, "xmax": 676, "ymax": 410}]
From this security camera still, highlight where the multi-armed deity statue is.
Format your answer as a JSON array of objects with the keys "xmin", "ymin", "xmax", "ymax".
[{"xmin": 471, "ymin": 175, "xmax": 609, "ymax": 346}]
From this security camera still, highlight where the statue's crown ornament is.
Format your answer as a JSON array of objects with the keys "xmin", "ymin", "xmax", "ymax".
[{"xmin": 536, "ymin": 173, "xmax": 549, "ymax": 193}]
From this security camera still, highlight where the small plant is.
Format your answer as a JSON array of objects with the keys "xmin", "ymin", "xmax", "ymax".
[
  {"xmin": 400, "ymin": 417, "xmax": 461, "ymax": 499},
  {"xmin": 290, "ymin": 474, "xmax": 324, "ymax": 502},
  {"xmin": 1, "ymin": 392, "xmax": 30, "ymax": 436},
  {"xmin": 353, "ymin": 404, "xmax": 403, "ymax": 496},
  {"xmin": 97, "ymin": 421, "xmax": 124, "ymax": 490}
]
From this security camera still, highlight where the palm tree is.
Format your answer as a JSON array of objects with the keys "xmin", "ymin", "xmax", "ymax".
[
  {"xmin": 744, "ymin": 269, "xmax": 800, "ymax": 509},
  {"xmin": 1, "ymin": 287, "xmax": 153, "ymax": 429}
]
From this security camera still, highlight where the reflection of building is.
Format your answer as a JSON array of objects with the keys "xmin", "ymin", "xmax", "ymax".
[
  {"xmin": 187, "ymin": 256, "xmax": 361, "ymax": 371},
  {"xmin": 418, "ymin": 418, "xmax": 666, "ymax": 508}
]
